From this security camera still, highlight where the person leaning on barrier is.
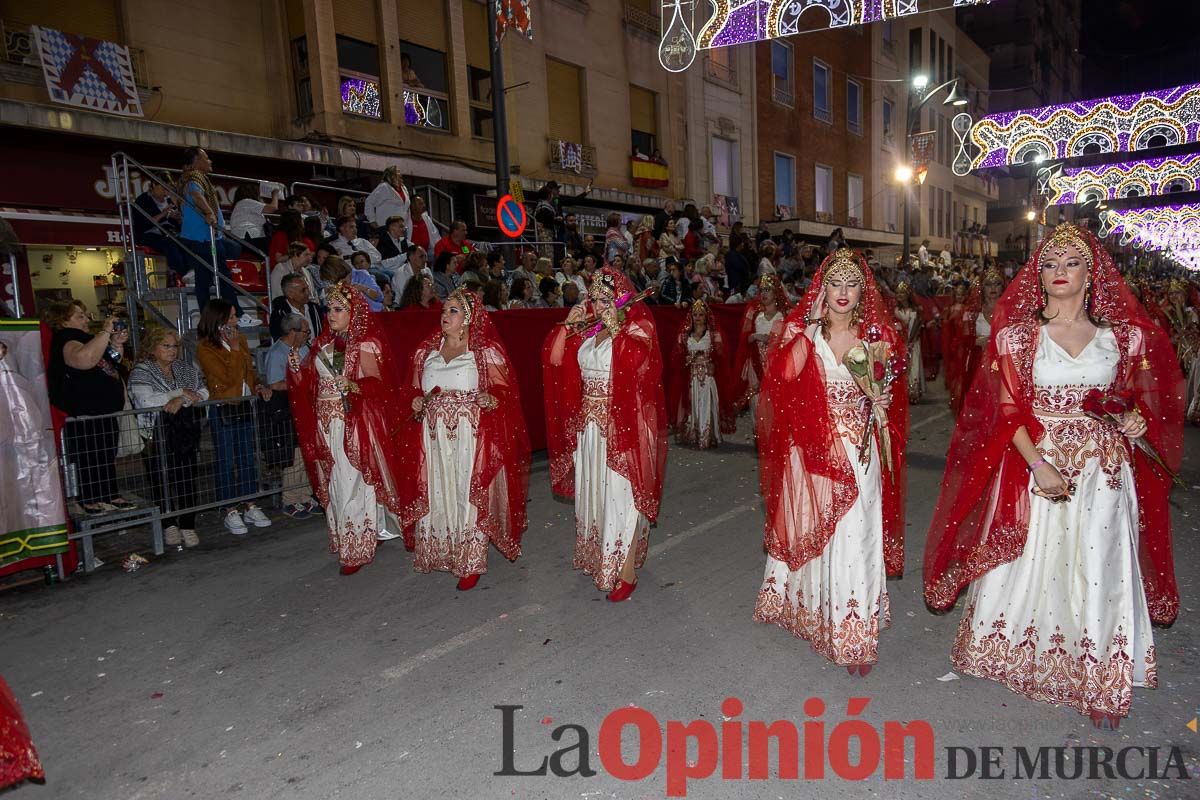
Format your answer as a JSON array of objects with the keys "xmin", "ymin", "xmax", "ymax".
[
  {"xmin": 195, "ymin": 299, "xmax": 274, "ymax": 537},
  {"xmin": 128, "ymin": 326, "xmax": 207, "ymax": 548},
  {"xmin": 45, "ymin": 300, "xmax": 135, "ymax": 515},
  {"xmin": 264, "ymin": 314, "xmax": 319, "ymax": 520}
]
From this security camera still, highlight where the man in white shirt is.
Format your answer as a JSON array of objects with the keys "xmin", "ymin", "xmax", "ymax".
[
  {"xmin": 392, "ymin": 244, "xmax": 432, "ymax": 300},
  {"xmin": 330, "ymin": 215, "xmax": 382, "ymax": 264},
  {"xmin": 917, "ymin": 239, "xmax": 931, "ymax": 268}
]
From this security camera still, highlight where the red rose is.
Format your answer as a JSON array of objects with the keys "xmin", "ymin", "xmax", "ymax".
[
  {"xmin": 1117, "ymin": 388, "xmax": 1136, "ymax": 404},
  {"xmin": 872, "ymin": 360, "xmax": 886, "ymax": 381},
  {"xmin": 1102, "ymin": 396, "xmax": 1128, "ymax": 415},
  {"xmin": 1081, "ymin": 389, "xmax": 1105, "ymax": 417},
  {"xmin": 431, "ymin": 386, "xmax": 442, "ymax": 396}
]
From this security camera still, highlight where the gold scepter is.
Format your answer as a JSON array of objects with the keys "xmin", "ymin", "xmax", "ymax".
[{"xmin": 559, "ymin": 285, "xmax": 658, "ymax": 337}]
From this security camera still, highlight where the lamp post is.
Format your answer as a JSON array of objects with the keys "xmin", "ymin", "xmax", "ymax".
[{"xmin": 900, "ymin": 74, "xmax": 967, "ymax": 267}]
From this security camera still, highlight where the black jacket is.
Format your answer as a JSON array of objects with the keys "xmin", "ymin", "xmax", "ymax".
[
  {"xmin": 377, "ymin": 234, "xmax": 410, "ymax": 262},
  {"xmin": 269, "ymin": 296, "xmax": 323, "ymax": 342}
]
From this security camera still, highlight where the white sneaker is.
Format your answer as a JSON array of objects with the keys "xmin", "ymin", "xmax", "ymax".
[
  {"xmin": 237, "ymin": 314, "xmax": 258, "ymax": 328},
  {"xmin": 243, "ymin": 505, "xmax": 272, "ymax": 528},
  {"xmin": 164, "ymin": 525, "xmax": 182, "ymax": 547},
  {"xmin": 224, "ymin": 509, "xmax": 248, "ymax": 535},
  {"xmin": 376, "ymin": 529, "xmax": 401, "ymax": 541}
]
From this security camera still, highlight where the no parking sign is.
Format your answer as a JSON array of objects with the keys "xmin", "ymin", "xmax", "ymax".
[{"xmin": 496, "ymin": 194, "xmax": 527, "ymax": 239}]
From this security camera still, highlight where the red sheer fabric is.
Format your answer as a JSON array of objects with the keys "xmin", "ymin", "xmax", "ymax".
[
  {"xmin": 542, "ymin": 267, "xmax": 668, "ymax": 521},
  {"xmin": 923, "ymin": 226, "xmax": 1184, "ymax": 623},
  {"xmin": 0, "ymin": 675, "xmax": 44, "ymax": 789},
  {"xmin": 731, "ymin": 277, "xmax": 790, "ymax": 411},
  {"xmin": 941, "ymin": 295, "xmax": 970, "ymax": 410},
  {"xmin": 757, "ymin": 250, "xmax": 909, "ymax": 576},
  {"xmin": 287, "ymin": 288, "xmax": 409, "ymax": 517},
  {"xmin": 914, "ymin": 295, "xmax": 941, "ymax": 380},
  {"xmin": 667, "ymin": 303, "xmax": 738, "ymax": 439},
  {"xmin": 392, "ymin": 299, "xmax": 531, "ymax": 558}
]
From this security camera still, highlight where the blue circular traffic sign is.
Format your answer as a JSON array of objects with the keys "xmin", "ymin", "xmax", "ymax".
[{"xmin": 497, "ymin": 194, "xmax": 527, "ymax": 238}]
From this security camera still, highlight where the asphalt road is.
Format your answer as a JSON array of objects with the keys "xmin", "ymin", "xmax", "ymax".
[{"xmin": 2, "ymin": 386, "xmax": 1198, "ymax": 800}]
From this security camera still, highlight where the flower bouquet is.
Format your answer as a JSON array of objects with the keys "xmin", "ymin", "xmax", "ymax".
[
  {"xmin": 317, "ymin": 339, "xmax": 350, "ymax": 413},
  {"xmin": 1080, "ymin": 388, "xmax": 1184, "ymax": 488},
  {"xmin": 842, "ymin": 330, "xmax": 904, "ymax": 481}
]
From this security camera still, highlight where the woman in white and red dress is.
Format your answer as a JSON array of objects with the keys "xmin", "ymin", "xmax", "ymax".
[
  {"xmin": 924, "ymin": 224, "xmax": 1183, "ymax": 729},
  {"xmin": 543, "ymin": 267, "xmax": 667, "ymax": 602},
  {"xmin": 954, "ymin": 268, "xmax": 1004, "ymax": 413},
  {"xmin": 893, "ymin": 281, "xmax": 926, "ymax": 402},
  {"xmin": 0, "ymin": 675, "xmax": 43, "ymax": 789},
  {"xmin": 732, "ymin": 274, "xmax": 789, "ymax": 437},
  {"xmin": 288, "ymin": 285, "xmax": 408, "ymax": 575},
  {"xmin": 668, "ymin": 298, "xmax": 736, "ymax": 448},
  {"xmin": 394, "ymin": 288, "xmax": 530, "ymax": 590},
  {"xmin": 754, "ymin": 249, "xmax": 908, "ymax": 675}
]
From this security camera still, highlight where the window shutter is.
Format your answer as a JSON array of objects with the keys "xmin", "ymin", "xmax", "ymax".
[
  {"xmin": 546, "ymin": 58, "xmax": 583, "ymax": 143},
  {"xmin": 332, "ymin": 0, "xmax": 378, "ymax": 44},
  {"xmin": 9, "ymin": 0, "xmax": 120, "ymax": 41},
  {"xmin": 629, "ymin": 86, "xmax": 656, "ymax": 134},
  {"xmin": 397, "ymin": 0, "xmax": 447, "ymax": 51},
  {"xmin": 463, "ymin": 0, "xmax": 489, "ymax": 69}
]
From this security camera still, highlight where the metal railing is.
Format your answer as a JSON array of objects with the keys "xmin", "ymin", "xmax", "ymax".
[
  {"xmin": 57, "ymin": 393, "xmax": 312, "ymax": 573},
  {"xmin": 112, "ymin": 152, "xmax": 271, "ymax": 354}
]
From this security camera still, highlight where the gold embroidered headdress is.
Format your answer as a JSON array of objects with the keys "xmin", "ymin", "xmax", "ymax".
[
  {"xmin": 589, "ymin": 269, "xmax": 618, "ymax": 301},
  {"xmin": 822, "ymin": 248, "xmax": 865, "ymax": 284},
  {"xmin": 1042, "ymin": 223, "xmax": 1094, "ymax": 268},
  {"xmin": 448, "ymin": 286, "xmax": 476, "ymax": 326},
  {"xmin": 326, "ymin": 283, "xmax": 355, "ymax": 309}
]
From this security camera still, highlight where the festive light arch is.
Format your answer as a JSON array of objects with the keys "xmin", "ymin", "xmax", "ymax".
[
  {"xmin": 1046, "ymin": 153, "xmax": 1200, "ymax": 206},
  {"xmin": 963, "ymin": 83, "xmax": 1200, "ymax": 171},
  {"xmin": 1100, "ymin": 203, "xmax": 1200, "ymax": 253}
]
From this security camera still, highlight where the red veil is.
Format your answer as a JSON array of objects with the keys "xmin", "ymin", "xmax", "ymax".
[
  {"xmin": 732, "ymin": 275, "xmax": 790, "ymax": 411},
  {"xmin": 923, "ymin": 225, "xmax": 1184, "ymax": 624},
  {"xmin": 954, "ymin": 278, "xmax": 994, "ymax": 413},
  {"xmin": 941, "ymin": 287, "xmax": 970, "ymax": 409},
  {"xmin": 543, "ymin": 267, "xmax": 668, "ymax": 521},
  {"xmin": 756, "ymin": 249, "xmax": 909, "ymax": 576},
  {"xmin": 667, "ymin": 301, "xmax": 738, "ymax": 438},
  {"xmin": 392, "ymin": 295, "xmax": 531, "ymax": 557},
  {"xmin": 913, "ymin": 294, "xmax": 941, "ymax": 380},
  {"xmin": 288, "ymin": 287, "xmax": 409, "ymax": 515}
]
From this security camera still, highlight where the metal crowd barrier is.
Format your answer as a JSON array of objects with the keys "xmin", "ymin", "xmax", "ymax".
[{"xmin": 55, "ymin": 394, "xmax": 314, "ymax": 577}]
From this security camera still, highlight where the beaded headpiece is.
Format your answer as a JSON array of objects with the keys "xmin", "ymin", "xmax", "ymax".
[
  {"xmin": 692, "ymin": 297, "xmax": 708, "ymax": 315},
  {"xmin": 822, "ymin": 248, "xmax": 865, "ymax": 284},
  {"xmin": 589, "ymin": 269, "xmax": 618, "ymax": 301},
  {"xmin": 326, "ymin": 283, "xmax": 355, "ymax": 309},
  {"xmin": 757, "ymin": 274, "xmax": 778, "ymax": 293},
  {"xmin": 1167, "ymin": 278, "xmax": 1189, "ymax": 294},
  {"xmin": 1042, "ymin": 223, "xmax": 1095, "ymax": 268},
  {"xmin": 447, "ymin": 286, "xmax": 475, "ymax": 326},
  {"xmin": 980, "ymin": 267, "xmax": 1004, "ymax": 286},
  {"xmin": 896, "ymin": 280, "xmax": 911, "ymax": 294}
]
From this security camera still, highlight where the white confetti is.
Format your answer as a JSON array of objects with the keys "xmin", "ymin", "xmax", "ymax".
[
  {"xmin": 30, "ymin": 691, "xmax": 42, "ymax": 698},
  {"xmin": 936, "ymin": 672, "xmax": 959, "ymax": 682}
]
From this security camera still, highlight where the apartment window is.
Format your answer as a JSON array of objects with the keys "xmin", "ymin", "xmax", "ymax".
[
  {"xmin": 338, "ymin": 36, "xmax": 382, "ymax": 119},
  {"xmin": 846, "ymin": 78, "xmax": 862, "ymax": 135},
  {"xmin": 882, "ymin": 98, "xmax": 894, "ymax": 145},
  {"xmin": 629, "ymin": 85, "xmax": 658, "ymax": 157},
  {"xmin": 815, "ymin": 164, "xmax": 833, "ymax": 216},
  {"xmin": 882, "ymin": 20, "xmax": 895, "ymax": 50},
  {"xmin": 712, "ymin": 136, "xmax": 738, "ymax": 198},
  {"xmin": 704, "ymin": 46, "xmax": 736, "ymax": 84},
  {"xmin": 401, "ymin": 41, "xmax": 452, "ymax": 131},
  {"xmin": 847, "ymin": 174, "xmax": 863, "ymax": 227},
  {"xmin": 885, "ymin": 188, "xmax": 898, "ymax": 233},
  {"xmin": 774, "ymin": 153, "xmax": 795, "ymax": 213},
  {"xmin": 464, "ymin": 0, "xmax": 493, "ymax": 138},
  {"xmin": 771, "ymin": 41, "xmax": 793, "ymax": 105},
  {"xmin": 290, "ymin": 37, "xmax": 312, "ymax": 118},
  {"xmin": 813, "ymin": 59, "xmax": 831, "ymax": 123},
  {"xmin": 909, "ymin": 28, "xmax": 922, "ymax": 73},
  {"xmin": 546, "ymin": 58, "xmax": 585, "ymax": 144}
]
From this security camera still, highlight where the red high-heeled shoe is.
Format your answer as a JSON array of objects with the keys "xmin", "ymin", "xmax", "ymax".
[
  {"xmin": 457, "ymin": 574, "xmax": 480, "ymax": 591},
  {"xmin": 1089, "ymin": 710, "xmax": 1120, "ymax": 730},
  {"xmin": 846, "ymin": 664, "xmax": 873, "ymax": 677},
  {"xmin": 608, "ymin": 579, "xmax": 637, "ymax": 602},
  {"xmin": 340, "ymin": 564, "xmax": 362, "ymax": 576}
]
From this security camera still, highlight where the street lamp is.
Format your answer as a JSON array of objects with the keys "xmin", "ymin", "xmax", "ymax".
[
  {"xmin": 894, "ymin": 164, "xmax": 913, "ymax": 184},
  {"xmin": 1025, "ymin": 209, "xmax": 1038, "ymax": 261},
  {"xmin": 900, "ymin": 76, "xmax": 967, "ymax": 265}
]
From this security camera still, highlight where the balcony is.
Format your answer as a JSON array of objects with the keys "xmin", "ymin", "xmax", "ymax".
[
  {"xmin": 549, "ymin": 138, "xmax": 597, "ymax": 177},
  {"xmin": 622, "ymin": 3, "xmax": 660, "ymax": 36}
]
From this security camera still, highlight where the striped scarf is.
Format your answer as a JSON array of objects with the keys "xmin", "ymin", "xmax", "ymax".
[{"xmin": 179, "ymin": 168, "xmax": 219, "ymax": 217}]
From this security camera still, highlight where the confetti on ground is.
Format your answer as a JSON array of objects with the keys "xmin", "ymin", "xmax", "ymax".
[{"xmin": 937, "ymin": 672, "xmax": 959, "ymax": 682}]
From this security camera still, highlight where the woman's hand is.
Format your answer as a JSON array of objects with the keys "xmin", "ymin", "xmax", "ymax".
[
  {"xmin": 566, "ymin": 302, "xmax": 588, "ymax": 325},
  {"xmin": 875, "ymin": 389, "xmax": 893, "ymax": 411},
  {"xmin": 182, "ymin": 389, "xmax": 204, "ymax": 404},
  {"xmin": 1031, "ymin": 461, "xmax": 1069, "ymax": 499},
  {"xmin": 411, "ymin": 395, "xmax": 425, "ymax": 414},
  {"xmin": 256, "ymin": 385, "xmax": 273, "ymax": 402},
  {"xmin": 1119, "ymin": 409, "xmax": 1147, "ymax": 439},
  {"xmin": 163, "ymin": 396, "xmax": 186, "ymax": 414},
  {"xmin": 478, "ymin": 392, "xmax": 498, "ymax": 410},
  {"xmin": 808, "ymin": 286, "xmax": 827, "ymax": 322},
  {"xmin": 332, "ymin": 376, "xmax": 359, "ymax": 395}
]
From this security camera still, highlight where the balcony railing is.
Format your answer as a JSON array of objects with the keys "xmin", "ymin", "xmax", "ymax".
[
  {"xmin": 549, "ymin": 138, "xmax": 597, "ymax": 177},
  {"xmin": 623, "ymin": 4, "xmax": 661, "ymax": 35}
]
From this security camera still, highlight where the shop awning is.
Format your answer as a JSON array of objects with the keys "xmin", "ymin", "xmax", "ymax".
[{"xmin": 0, "ymin": 208, "xmax": 123, "ymax": 247}]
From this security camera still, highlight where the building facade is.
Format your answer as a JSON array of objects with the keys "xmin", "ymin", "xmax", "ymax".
[{"xmin": 754, "ymin": 23, "xmax": 894, "ymax": 250}]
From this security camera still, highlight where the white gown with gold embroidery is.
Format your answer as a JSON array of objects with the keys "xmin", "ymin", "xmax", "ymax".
[
  {"xmin": 681, "ymin": 332, "xmax": 721, "ymax": 448},
  {"xmin": 753, "ymin": 332, "xmax": 890, "ymax": 665},
  {"xmin": 572, "ymin": 335, "xmax": 649, "ymax": 591},
  {"xmin": 414, "ymin": 348, "xmax": 490, "ymax": 577},
  {"xmin": 951, "ymin": 327, "xmax": 1155, "ymax": 717}
]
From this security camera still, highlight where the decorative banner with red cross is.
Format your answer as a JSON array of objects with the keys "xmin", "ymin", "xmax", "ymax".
[
  {"xmin": 495, "ymin": 0, "xmax": 533, "ymax": 43},
  {"xmin": 31, "ymin": 26, "xmax": 143, "ymax": 118}
]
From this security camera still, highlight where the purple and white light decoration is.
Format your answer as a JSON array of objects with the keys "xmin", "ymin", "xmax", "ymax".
[
  {"xmin": 659, "ymin": 0, "xmax": 698, "ymax": 73},
  {"xmin": 340, "ymin": 76, "xmax": 381, "ymax": 119},
  {"xmin": 964, "ymin": 83, "xmax": 1200, "ymax": 170},
  {"xmin": 1099, "ymin": 203, "xmax": 1200, "ymax": 253},
  {"xmin": 694, "ymin": 0, "xmax": 989, "ymax": 52},
  {"xmin": 1046, "ymin": 153, "xmax": 1200, "ymax": 206}
]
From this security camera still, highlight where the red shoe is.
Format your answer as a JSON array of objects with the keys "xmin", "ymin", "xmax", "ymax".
[
  {"xmin": 456, "ymin": 574, "xmax": 481, "ymax": 591},
  {"xmin": 339, "ymin": 564, "xmax": 362, "ymax": 576},
  {"xmin": 607, "ymin": 579, "xmax": 637, "ymax": 602},
  {"xmin": 858, "ymin": 664, "xmax": 873, "ymax": 677},
  {"xmin": 846, "ymin": 665, "xmax": 859, "ymax": 676},
  {"xmin": 1089, "ymin": 711, "xmax": 1120, "ymax": 730}
]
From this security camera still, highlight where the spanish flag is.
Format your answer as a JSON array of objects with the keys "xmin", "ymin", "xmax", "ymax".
[{"xmin": 631, "ymin": 158, "xmax": 669, "ymax": 188}]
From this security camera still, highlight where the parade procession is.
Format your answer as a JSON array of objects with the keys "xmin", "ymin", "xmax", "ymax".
[{"xmin": 1, "ymin": 1, "xmax": 1199, "ymax": 797}]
